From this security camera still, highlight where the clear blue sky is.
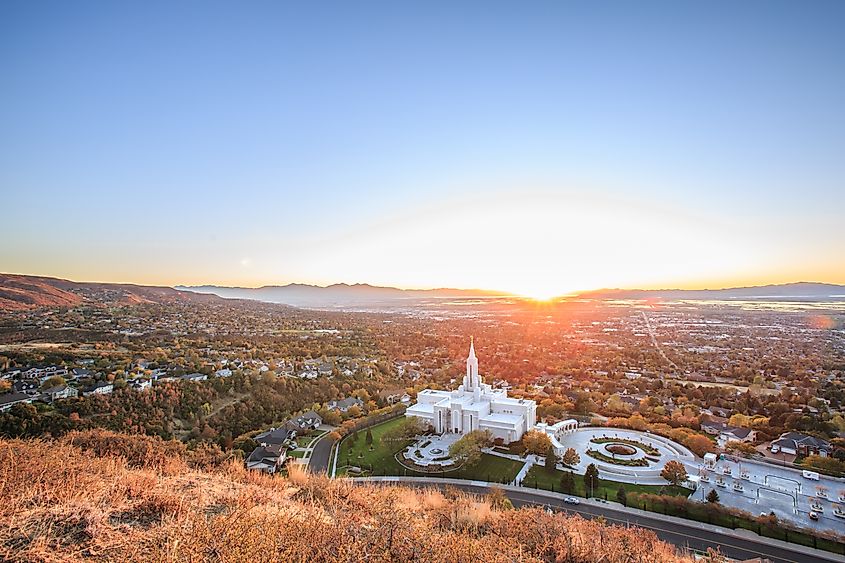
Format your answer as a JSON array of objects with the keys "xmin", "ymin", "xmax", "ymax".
[{"xmin": 2, "ymin": 1, "xmax": 844, "ymax": 295}]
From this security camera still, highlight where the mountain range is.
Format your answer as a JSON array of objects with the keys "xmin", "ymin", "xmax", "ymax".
[
  {"xmin": 1, "ymin": 274, "xmax": 844, "ymax": 311},
  {"xmin": 174, "ymin": 283, "xmax": 507, "ymax": 307}
]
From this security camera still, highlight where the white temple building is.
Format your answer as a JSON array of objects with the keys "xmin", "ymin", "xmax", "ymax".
[{"xmin": 405, "ymin": 338, "xmax": 537, "ymax": 443}]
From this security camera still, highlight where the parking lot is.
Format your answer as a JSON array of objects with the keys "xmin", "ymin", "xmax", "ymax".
[{"xmin": 693, "ymin": 456, "xmax": 845, "ymax": 536}]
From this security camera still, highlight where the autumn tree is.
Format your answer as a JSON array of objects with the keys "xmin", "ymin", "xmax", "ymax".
[
  {"xmin": 660, "ymin": 460, "xmax": 688, "ymax": 486},
  {"xmin": 561, "ymin": 447, "xmax": 581, "ymax": 468},
  {"xmin": 522, "ymin": 430, "xmax": 552, "ymax": 456},
  {"xmin": 448, "ymin": 430, "xmax": 492, "ymax": 467},
  {"xmin": 616, "ymin": 485, "xmax": 627, "ymax": 506}
]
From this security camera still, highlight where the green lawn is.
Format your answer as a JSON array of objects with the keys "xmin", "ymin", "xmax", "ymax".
[
  {"xmin": 335, "ymin": 417, "xmax": 523, "ymax": 483},
  {"xmin": 287, "ymin": 449, "xmax": 306, "ymax": 458},
  {"xmin": 523, "ymin": 465, "xmax": 691, "ymax": 499}
]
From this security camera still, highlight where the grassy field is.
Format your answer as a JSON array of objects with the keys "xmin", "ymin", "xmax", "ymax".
[
  {"xmin": 336, "ymin": 417, "xmax": 522, "ymax": 483},
  {"xmin": 524, "ymin": 465, "xmax": 691, "ymax": 499}
]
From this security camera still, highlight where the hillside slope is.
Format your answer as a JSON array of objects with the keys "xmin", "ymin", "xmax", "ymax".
[
  {"xmin": 0, "ymin": 432, "xmax": 695, "ymax": 562},
  {"xmin": 0, "ymin": 273, "xmax": 224, "ymax": 311}
]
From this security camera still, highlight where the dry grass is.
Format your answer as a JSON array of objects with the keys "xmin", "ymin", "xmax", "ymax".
[{"xmin": 0, "ymin": 431, "xmax": 702, "ymax": 562}]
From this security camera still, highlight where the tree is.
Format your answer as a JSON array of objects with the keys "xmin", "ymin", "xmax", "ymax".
[
  {"xmin": 365, "ymin": 428, "xmax": 373, "ymax": 446},
  {"xmin": 561, "ymin": 447, "xmax": 581, "ymax": 468},
  {"xmin": 560, "ymin": 471, "xmax": 576, "ymax": 494},
  {"xmin": 381, "ymin": 417, "xmax": 426, "ymax": 444},
  {"xmin": 616, "ymin": 485, "xmax": 627, "ymax": 506},
  {"xmin": 350, "ymin": 430, "xmax": 358, "ymax": 444},
  {"xmin": 544, "ymin": 445, "xmax": 558, "ymax": 470},
  {"xmin": 706, "ymin": 489, "xmax": 720, "ymax": 503},
  {"xmin": 522, "ymin": 430, "xmax": 552, "ymax": 456},
  {"xmin": 661, "ymin": 460, "xmax": 688, "ymax": 486},
  {"xmin": 40, "ymin": 375, "xmax": 66, "ymax": 390},
  {"xmin": 584, "ymin": 463, "xmax": 599, "ymax": 497},
  {"xmin": 449, "ymin": 430, "xmax": 492, "ymax": 468}
]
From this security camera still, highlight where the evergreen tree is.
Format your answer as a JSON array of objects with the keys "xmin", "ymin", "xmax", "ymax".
[
  {"xmin": 616, "ymin": 485, "xmax": 627, "ymax": 506},
  {"xmin": 365, "ymin": 428, "xmax": 374, "ymax": 446},
  {"xmin": 583, "ymin": 463, "xmax": 599, "ymax": 497},
  {"xmin": 544, "ymin": 445, "xmax": 557, "ymax": 470},
  {"xmin": 560, "ymin": 471, "xmax": 576, "ymax": 494},
  {"xmin": 706, "ymin": 489, "xmax": 720, "ymax": 504}
]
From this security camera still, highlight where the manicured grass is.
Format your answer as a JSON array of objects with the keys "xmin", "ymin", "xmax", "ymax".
[
  {"xmin": 335, "ymin": 417, "xmax": 523, "ymax": 483},
  {"xmin": 524, "ymin": 465, "xmax": 691, "ymax": 499},
  {"xmin": 287, "ymin": 450, "xmax": 306, "ymax": 458},
  {"xmin": 337, "ymin": 417, "xmax": 411, "ymax": 475}
]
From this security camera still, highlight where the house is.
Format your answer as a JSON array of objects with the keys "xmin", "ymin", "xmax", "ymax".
[
  {"xmin": 214, "ymin": 368, "xmax": 232, "ymax": 378},
  {"xmin": 254, "ymin": 427, "xmax": 296, "ymax": 447},
  {"xmin": 288, "ymin": 411, "xmax": 323, "ymax": 431},
  {"xmin": 770, "ymin": 432, "xmax": 831, "ymax": 457},
  {"xmin": 11, "ymin": 380, "xmax": 40, "ymax": 395},
  {"xmin": 327, "ymin": 397, "xmax": 365, "ymax": 413},
  {"xmin": 245, "ymin": 443, "xmax": 288, "ymax": 473},
  {"xmin": 130, "ymin": 379, "xmax": 152, "ymax": 391},
  {"xmin": 40, "ymin": 384, "xmax": 79, "ymax": 403},
  {"xmin": 180, "ymin": 373, "xmax": 207, "ymax": 382},
  {"xmin": 71, "ymin": 368, "xmax": 92, "ymax": 379},
  {"xmin": 82, "ymin": 382, "xmax": 114, "ymax": 396},
  {"xmin": 702, "ymin": 421, "xmax": 756, "ymax": 447},
  {"xmin": 0, "ymin": 392, "xmax": 34, "ymax": 412}
]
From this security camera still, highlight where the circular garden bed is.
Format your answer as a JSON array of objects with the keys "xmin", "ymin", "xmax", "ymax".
[{"xmin": 605, "ymin": 443, "xmax": 637, "ymax": 456}]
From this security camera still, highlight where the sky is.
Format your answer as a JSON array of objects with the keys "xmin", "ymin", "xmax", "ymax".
[{"xmin": 1, "ymin": 1, "xmax": 844, "ymax": 299}]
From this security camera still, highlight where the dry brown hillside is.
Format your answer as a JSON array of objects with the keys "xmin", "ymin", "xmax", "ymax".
[
  {"xmin": 0, "ymin": 273, "xmax": 224, "ymax": 311},
  {"xmin": 0, "ymin": 431, "xmax": 706, "ymax": 563}
]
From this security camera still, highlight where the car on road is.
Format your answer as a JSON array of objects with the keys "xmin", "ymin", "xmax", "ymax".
[
  {"xmin": 563, "ymin": 497, "xmax": 580, "ymax": 505},
  {"xmin": 809, "ymin": 511, "xmax": 820, "ymax": 521}
]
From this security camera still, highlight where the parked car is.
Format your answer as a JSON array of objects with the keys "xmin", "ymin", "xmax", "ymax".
[
  {"xmin": 809, "ymin": 511, "xmax": 820, "ymax": 521},
  {"xmin": 563, "ymin": 497, "xmax": 580, "ymax": 505}
]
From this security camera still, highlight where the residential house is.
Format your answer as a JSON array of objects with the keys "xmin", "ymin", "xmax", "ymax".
[
  {"xmin": 327, "ymin": 397, "xmax": 364, "ymax": 413},
  {"xmin": 254, "ymin": 427, "xmax": 296, "ymax": 447},
  {"xmin": 287, "ymin": 411, "xmax": 323, "ymax": 431},
  {"xmin": 770, "ymin": 432, "xmax": 831, "ymax": 457},
  {"xmin": 130, "ymin": 379, "xmax": 152, "ymax": 391},
  {"xmin": 245, "ymin": 444, "xmax": 288, "ymax": 473},
  {"xmin": 180, "ymin": 373, "xmax": 207, "ymax": 382},
  {"xmin": 214, "ymin": 368, "xmax": 232, "ymax": 378},
  {"xmin": 11, "ymin": 380, "xmax": 40, "ymax": 395},
  {"xmin": 0, "ymin": 392, "xmax": 34, "ymax": 412},
  {"xmin": 40, "ymin": 384, "xmax": 79, "ymax": 403},
  {"xmin": 82, "ymin": 382, "xmax": 114, "ymax": 396}
]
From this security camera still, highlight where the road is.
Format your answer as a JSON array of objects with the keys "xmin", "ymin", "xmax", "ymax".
[
  {"xmin": 307, "ymin": 433, "xmax": 333, "ymax": 473},
  {"xmin": 356, "ymin": 478, "xmax": 844, "ymax": 563}
]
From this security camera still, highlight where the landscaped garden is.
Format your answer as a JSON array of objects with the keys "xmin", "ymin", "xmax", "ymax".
[
  {"xmin": 589, "ymin": 436, "xmax": 660, "ymax": 456},
  {"xmin": 335, "ymin": 417, "xmax": 523, "ymax": 483},
  {"xmin": 586, "ymin": 448, "xmax": 649, "ymax": 466}
]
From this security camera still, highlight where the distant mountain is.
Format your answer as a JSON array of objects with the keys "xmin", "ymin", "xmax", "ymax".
[
  {"xmin": 579, "ymin": 282, "xmax": 845, "ymax": 301},
  {"xmin": 0, "ymin": 273, "xmax": 225, "ymax": 311},
  {"xmin": 176, "ymin": 283, "xmax": 509, "ymax": 307}
]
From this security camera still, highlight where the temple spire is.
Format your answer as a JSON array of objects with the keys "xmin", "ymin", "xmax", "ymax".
[{"xmin": 468, "ymin": 336, "xmax": 476, "ymax": 360}]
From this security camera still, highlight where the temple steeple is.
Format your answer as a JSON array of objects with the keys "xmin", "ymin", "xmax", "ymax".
[{"xmin": 466, "ymin": 336, "xmax": 479, "ymax": 390}]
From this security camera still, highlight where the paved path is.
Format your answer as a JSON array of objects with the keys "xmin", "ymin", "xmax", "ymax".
[{"xmin": 354, "ymin": 477, "xmax": 845, "ymax": 563}]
